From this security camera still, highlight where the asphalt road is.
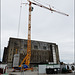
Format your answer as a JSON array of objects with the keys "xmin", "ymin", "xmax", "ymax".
[
  {"xmin": 6, "ymin": 68, "xmax": 75, "ymax": 75},
  {"xmin": 9, "ymin": 71, "xmax": 75, "ymax": 75}
]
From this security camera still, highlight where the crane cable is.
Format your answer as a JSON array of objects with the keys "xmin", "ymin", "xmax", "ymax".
[
  {"xmin": 32, "ymin": 0, "xmax": 51, "ymax": 7},
  {"xmin": 32, "ymin": 0, "xmax": 43, "ymax": 5},
  {"xmin": 31, "ymin": 0, "xmax": 48, "ymax": 8},
  {"xmin": 17, "ymin": 0, "xmax": 22, "ymax": 37}
]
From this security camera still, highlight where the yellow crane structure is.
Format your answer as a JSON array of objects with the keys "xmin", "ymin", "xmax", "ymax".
[
  {"xmin": 18, "ymin": 1, "xmax": 32, "ymax": 70},
  {"xmin": 15, "ymin": 0, "xmax": 69, "ymax": 70}
]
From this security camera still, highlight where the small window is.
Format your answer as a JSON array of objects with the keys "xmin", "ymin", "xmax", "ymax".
[
  {"xmin": 34, "ymin": 45, "xmax": 38, "ymax": 49},
  {"xmin": 10, "ymin": 54, "xmax": 11, "ymax": 56},
  {"xmin": 50, "ymin": 45, "xmax": 53, "ymax": 53},
  {"xmin": 24, "ymin": 44, "xmax": 27, "ymax": 48},
  {"xmin": 14, "ymin": 42, "xmax": 18, "ymax": 46},
  {"xmin": 43, "ymin": 46, "xmax": 46, "ymax": 50}
]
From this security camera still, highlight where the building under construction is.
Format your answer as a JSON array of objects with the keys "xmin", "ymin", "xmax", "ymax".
[{"xmin": 3, "ymin": 37, "xmax": 60, "ymax": 67}]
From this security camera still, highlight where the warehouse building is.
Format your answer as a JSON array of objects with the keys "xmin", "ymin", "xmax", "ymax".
[{"xmin": 3, "ymin": 37, "xmax": 60, "ymax": 67}]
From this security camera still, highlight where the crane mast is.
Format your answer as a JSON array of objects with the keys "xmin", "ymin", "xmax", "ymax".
[
  {"xmin": 25, "ymin": 1, "xmax": 31, "ymax": 66},
  {"xmin": 19, "ymin": 1, "xmax": 32, "ymax": 67}
]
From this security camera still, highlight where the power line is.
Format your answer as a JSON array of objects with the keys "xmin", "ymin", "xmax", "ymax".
[
  {"xmin": 17, "ymin": 0, "xmax": 22, "ymax": 37},
  {"xmin": 32, "ymin": 0, "xmax": 51, "ymax": 7}
]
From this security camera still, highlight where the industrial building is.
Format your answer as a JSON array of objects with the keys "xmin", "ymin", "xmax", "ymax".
[{"xmin": 3, "ymin": 37, "xmax": 60, "ymax": 67}]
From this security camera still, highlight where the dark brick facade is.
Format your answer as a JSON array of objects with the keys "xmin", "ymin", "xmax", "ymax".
[{"xmin": 3, "ymin": 37, "xmax": 60, "ymax": 67}]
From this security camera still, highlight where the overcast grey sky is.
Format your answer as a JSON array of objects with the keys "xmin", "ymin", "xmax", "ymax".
[{"xmin": 1, "ymin": 0, "xmax": 74, "ymax": 63}]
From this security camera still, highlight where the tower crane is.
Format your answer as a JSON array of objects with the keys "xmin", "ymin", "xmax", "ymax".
[{"xmin": 14, "ymin": 0, "xmax": 69, "ymax": 71}]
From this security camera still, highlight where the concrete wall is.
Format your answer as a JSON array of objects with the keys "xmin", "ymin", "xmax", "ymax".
[{"xmin": 3, "ymin": 37, "xmax": 60, "ymax": 67}]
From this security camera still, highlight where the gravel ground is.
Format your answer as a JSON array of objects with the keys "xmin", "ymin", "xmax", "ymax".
[
  {"xmin": 5, "ymin": 68, "xmax": 75, "ymax": 75},
  {"xmin": 8, "ymin": 70, "xmax": 75, "ymax": 75},
  {"xmin": 9, "ymin": 72, "xmax": 75, "ymax": 75}
]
